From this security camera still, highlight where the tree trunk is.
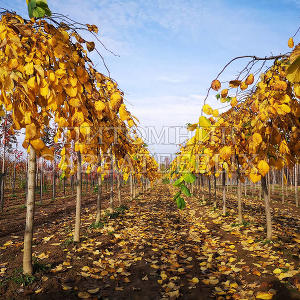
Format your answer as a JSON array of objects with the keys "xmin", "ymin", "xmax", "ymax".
[
  {"xmin": 222, "ymin": 170, "xmax": 226, "ymax": 215},
  {"xmin": 261, "ymin": 176, "xmax": 272, "ymax": 239},
  {"xmin": 71, "ymin": 175, "xmax": 74, "ymax": 195},
  {"xmin": 281, "ymin": 169, "xmax": 285, "ymax": 204},
  {"xmin": 226, "ymin": 173, "xmax": 229, "ymax": 193},
  {"xmin": 12, "ymin": 152, "xmax": 16, "ymax": 195},
  {"xmin": 96, "ymin": 174, "xmax": 102, "ymax": 223},
  {"xmin": 23, "ymin": 146, "xmax": 36, "ymax": 275},
  {"xmin": 208, "ymin": 176, "xmax": 211, "ymax": 203},
  {"xmin": 110, "ymin": 151, "xmax": 114, "ymax": 209},
  {"xmin": 213, "ymin": 173, "xmax": 217, "ymax": 207},
  {"xmin": 85, "ymin": 174, "xmax": 88, "ymax": 194},
  {"xmin": 237, "ymin": 177, "xmax": 243, "ymax": 223},
  {"xmin": 74, "ymin": 152, "xmax": 82, "ymax": 243},
  {"xmin": 40, "ymin": 159, "xmax": 43, "ymax": 203},
  {"xmin": 52, "ymin": 159, "xmax": 56, "ymax": 200},
  {"xmin": 130, "ymin": 174, "xmax": 133, "ymax": 200},
  {"xmin": 267, "ymin": 172, "xmax": 271, "ymax": 203},
  {"xmin": 117, "ymin": 172, "xmax": 121, "ymax": 205},
  {"xmin": 295, "ymin": 164, "xmax": 298, "ymax": 207},
  {"xmin": 133, "ymin": 176, "xmax": 136, "ymax": 198},
  {"xmin": 0, "ymin": 139, "xmax": 6, "ymax": 212}
]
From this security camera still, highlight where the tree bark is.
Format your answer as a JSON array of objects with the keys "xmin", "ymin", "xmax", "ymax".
[
  {"xmin": 130, "ymin": 174, "xmax": 133, "ymax": 200},
  {"xmin": 52, "ymin": 158, "xmax": 56, "ymax": 200},
  {"xmin": 213, "ymin": 173, "xmax": 217, "ymax": 207},
  {"xmin": 295, "ymin": 164, "xmax": 298, "ymax": 207},
  {"xmin": 208, "ymin": 176, "xmax": 211, "ymax": 204},
  {"xmin": 237, "ymin": 177, "xmax": 243, "ymax": 223},
  {"xmin": 281, "ymin": 169, "xmax": 285, "ymax": 204},
  {"xmin": 261, "ymin": 176, "xmax": 272, "ymax": 239},
  {"xmin": 96, "ymin": 174, "xmax": 102, "ymax": 224},
  {"xmin": 23, "ymin": 146, "xmax": 36, "ymax": 275},
  {"xmin": 12, "ymin": 150, "xmax": 16, "ymax": 195},
  {"xmin": 109, "ymin": 150, "xmax": 114, "ymax": 209},
  {"xmin": 0, "ymin": 137, "xmax": 6, "ymax": 212},
  {"xmin": 74, "ymin": 152, "xmax": 82, "ymax": 243},
  {"xmin": 40, "ymin": 158, "xmax": 43, "ymax": 203},
  {"xmin": 117, "ymin": 172, "xmax": 121, "ymax": 205},
  {"xmin": 222, "ymin": 170, "xmax": 226, "ymax": 215},
  {"xmin": 133, "ymin": 175, "xmax": 136, "ymax": 198}
]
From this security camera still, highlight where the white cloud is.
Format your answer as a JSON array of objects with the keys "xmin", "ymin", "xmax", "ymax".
[{"xmin": 156, "ymin": 75, "xmax": 188, "ymax": 84}]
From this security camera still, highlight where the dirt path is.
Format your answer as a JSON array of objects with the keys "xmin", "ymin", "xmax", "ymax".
[{"xmin": 0, "ymin": 183, "xmax": 299, "ymax": 299}]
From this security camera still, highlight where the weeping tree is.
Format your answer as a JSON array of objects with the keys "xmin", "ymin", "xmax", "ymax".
[{"xmin": 0, "ymin": 0, "xmax": 134, "ymax": 273}]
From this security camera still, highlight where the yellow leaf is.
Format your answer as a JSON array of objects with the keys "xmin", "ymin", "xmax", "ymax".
[
  {"xmin": 31, "ymin": 139, "xmax": 46, "ymax": 151},
  {"xmin": 274, "ymin": 103, "xmax": 291, "ymax": 115},
  {"xmin": 273, "ymin": 268, "xmax": 281, "ymax": 274},
  {"xmin": 88, "ymin": 288, "xmax": 100, "ymax": 294},
  {"xmin": 119, "ymin": 104, "xmax": 130, "ymax": 121},
  {"xmin": 240, "ymin": 81, "xmax": 248, "ymax": 90},
  {"xmin": 40, "ymin": 85, "xmax": 49, "ymax": 97},
  {"xmin": 160, "ymin": 272, "xmax": 167, "ymax": 281},
  {"xmin": 81, "ymin": 266, "xmax": 90, "ymax": 272},
  {"xmin": 128, "ymin": 119, "xmax": 135, "ymax": 127},
  {"xmin": 252, "ymin": 133, "xmax": 262, "ymax": 146},
  {"xmin": 110, "ymin": 92, "xmax": 123, "ymax": 110},
  {"xmin": 48, "ymin": 71, "xmax": 56, "ymax": 82},
  {"xmin": 288, "ymin": 37, "xmax": 294, "ymax": 48},
  {"xmin": 211, "ymin": 79, "xmax": 221, "ymax": 91},
  {"xmin": 198, "ymin": 116, "xmax": 211, "ymax": 127},
  {"xmin": 219, "ymin": 146, "xmax": 232, "ymax": 160},
  {"xmin": 26, "ymin": 123, "xmax": 37, "ymax": 140},
  {"xmin": 287, "ymin": 54, "xmax": 300, "ymax": 83},
  {"xmin": 258, "ymin": 160, "xmax": 269, "ymax": 177},
  {"xmin": 245, "ymin": 74, "xmax": 254, "ymax": 85},
  {"xmin": 27, "ymin": 76, "xmax": 36, "ymax": 90},
  {"xmin": 249, "ymin": 172, "xmax": 261, "ymax": 183},
  {"xmin": 95, "ymin": 101, "xmax": 106, "ymax": 111},
  {"xmin": 256, "ymin": 292, "xmax": 274, "ymax": 299},
  {"xmin": 25, "ymin": 111, "xmax": 31, "ymax": 125},
  {"xmin": 37, "ymin": 252, "xmax": 49, "ymax": 259},
  {"xmin": 212, "ymin": 109, "xmax": 219, "ymax": 117},
  {"xmin": 78, "ymin": 292, "xmax": 91, "ymax": 299},
  {"xmin": 279, "ymin": 140, "xmax": 290, "ymax": 154},
  {"xmin": 70, "ymin": 77, "xmax": 78, "ymax": 87},
  {"xmin": 69, "ymin": 98, "xmax": 81, "ymax": 108},
  {"xmin": 65, "ymin": 85, "xmax": 77, "ymax": 97},
  {"xmin": 202, "ymin": 104, "xmax": 213, "ymax": 115},
  {"xmin": 191, "ymin": 277, "xmax": 199, "ymax": 284},
  {"xmin": 62, "ymin": 284, "xmax": 72, "ymax": 291},
  {"xmin": 24, "ymin": 62, "xmax": 34, "ymax": 75},
  {"xmin": 221, "ymin": 89, "xmax": 228, "ymax": 98},
  {"xmin": 231, "ymin": 97, "xmax": 238, "ymax": 107},
  {"xmin": 80, "ymin": 122, "xmax": 91, "ymax": 136}
]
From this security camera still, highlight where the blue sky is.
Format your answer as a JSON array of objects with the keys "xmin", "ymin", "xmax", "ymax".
[{"xmin": 1, "ymin": 0, "xmax": 299, "ymax": 157}]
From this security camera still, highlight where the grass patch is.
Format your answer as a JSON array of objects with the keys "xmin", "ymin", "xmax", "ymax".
[
  {"xmin": 89, "ymin": 221, "xmax": 105, "ymax": 229},
  {"xmin": 63, "ymin": 237, "xmax": 74, "ymax": 246},
  {"xmin": 106, "ymin": 205, "xmax": 128, "ymax": 219},
  {"xmin": 11, "ymin": 268, "xmax": 36, "ymax": 286}
]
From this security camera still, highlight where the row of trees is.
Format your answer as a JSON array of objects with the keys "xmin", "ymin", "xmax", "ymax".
[
  {"xmin": 0, "ymin": 6, "xmax": 160, "ymax": 276},
  {"xmin": 169, "ymin": 38, "xmax": 300, "ymax": 239}
]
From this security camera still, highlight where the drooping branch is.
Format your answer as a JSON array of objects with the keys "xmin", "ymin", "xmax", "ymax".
[{"xmin": 202, "ymin": 53, "xmax": 290, "ymax": 109}]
